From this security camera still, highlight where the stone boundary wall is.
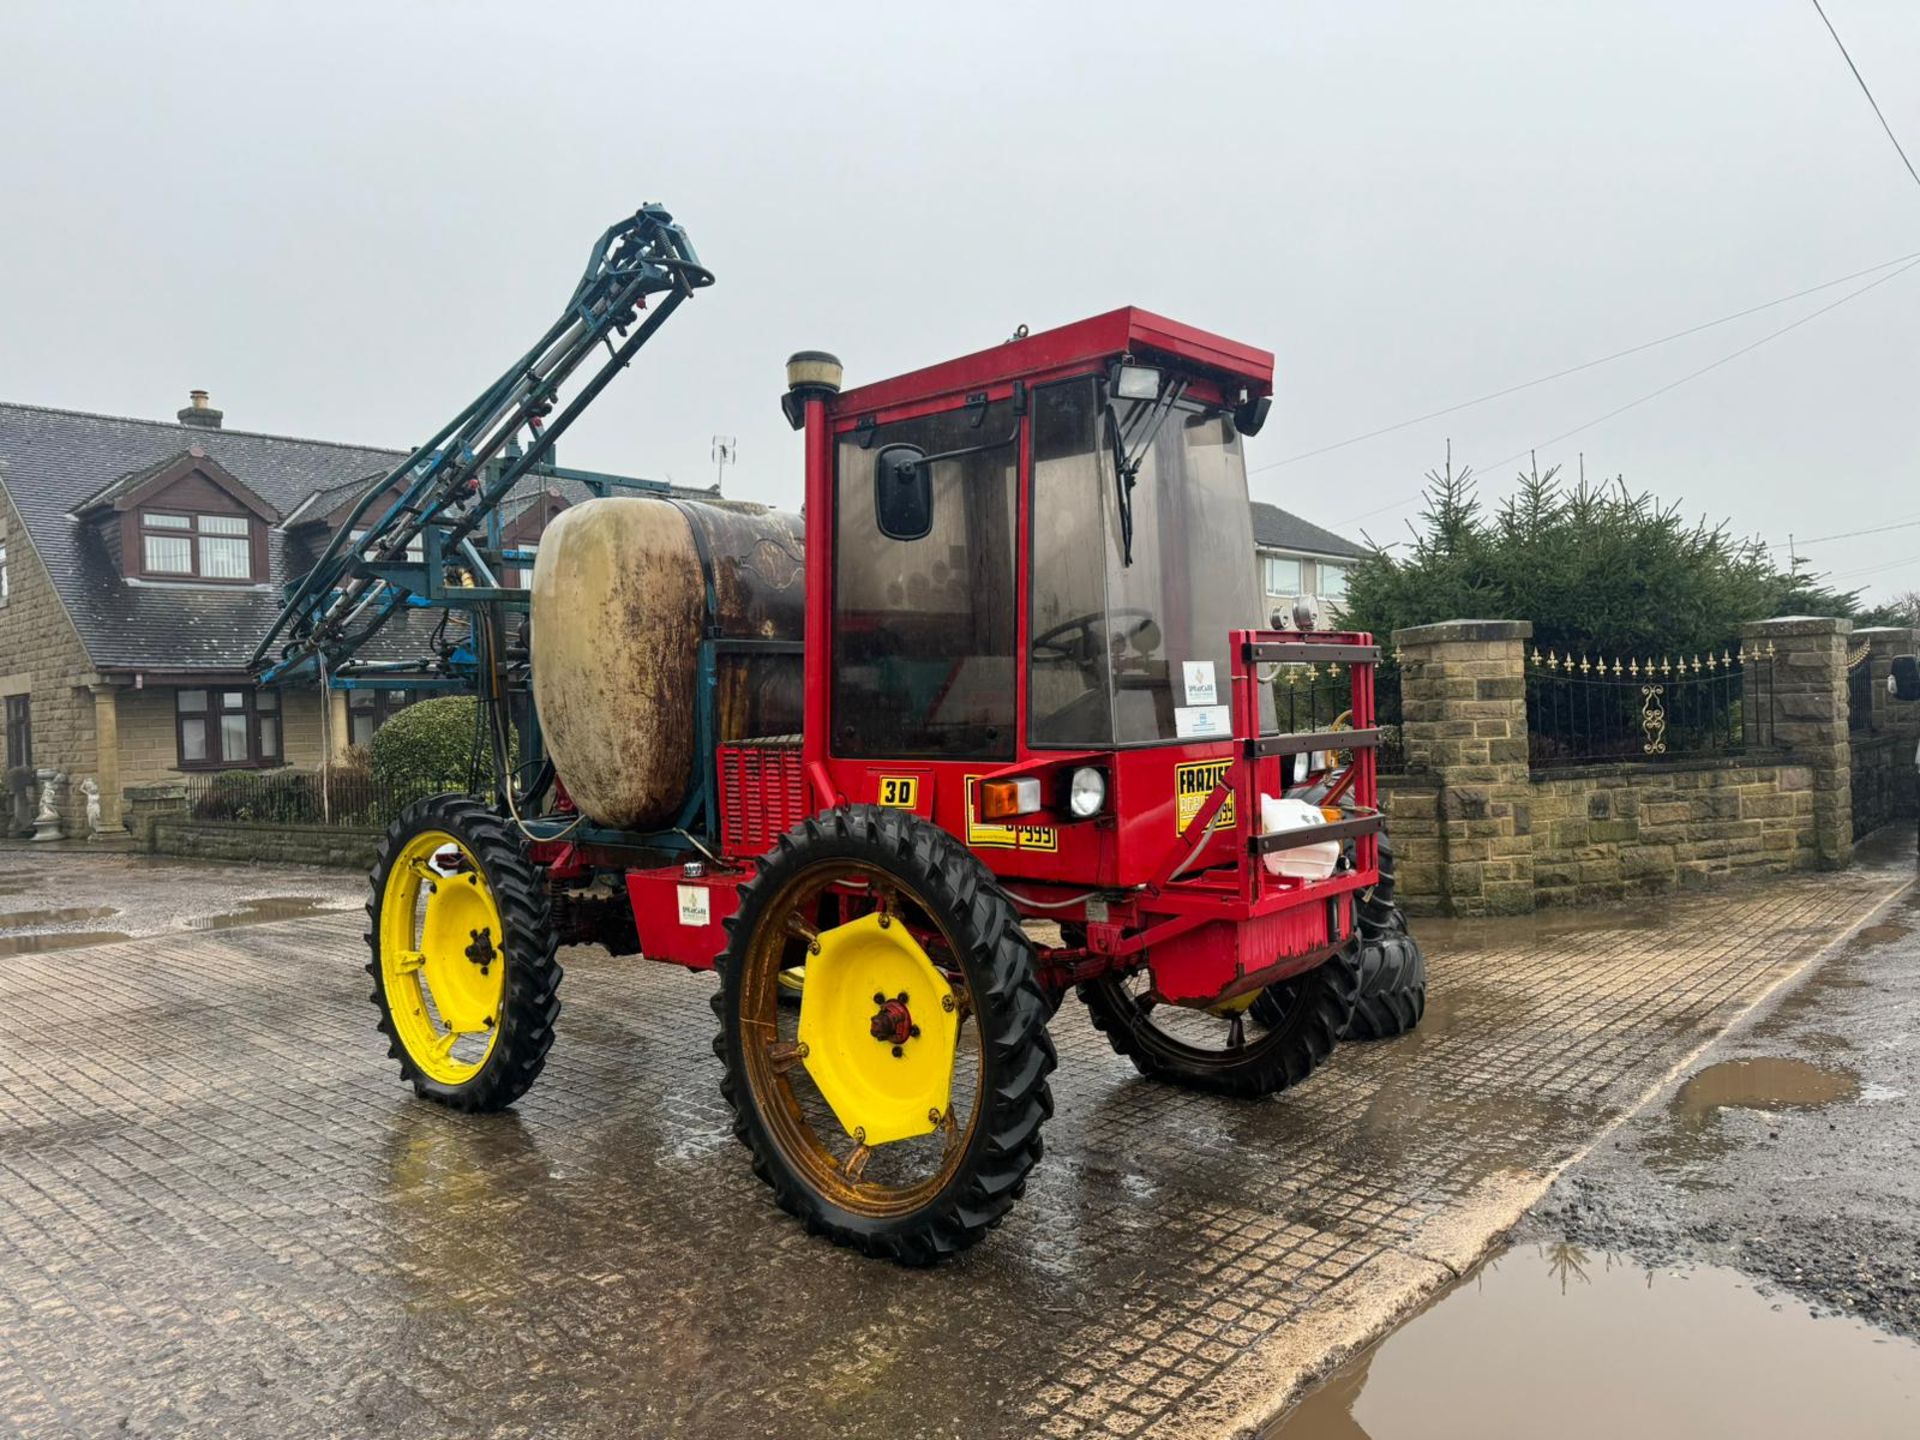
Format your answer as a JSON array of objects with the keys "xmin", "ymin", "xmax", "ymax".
[
  {"xmin": 149, "ymin": 816, "xmax": 378, "ymax": 871},
  {"xmin": 1382, "ymin": 614, "xmax": 1914, "ymax": 916},
  {"xmin": 1528, "ymin": 757, "xmax": 1812, "ymax": 906}
]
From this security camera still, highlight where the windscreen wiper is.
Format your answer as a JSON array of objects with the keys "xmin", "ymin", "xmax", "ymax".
[{"xmin": 1106, "ymin": 376, "xmax": 1187, "ymax": 565}]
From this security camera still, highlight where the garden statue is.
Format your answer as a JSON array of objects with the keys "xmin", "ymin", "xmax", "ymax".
[{"xmin": 32, "ymin": 768, "xmax": 66, "ymax": 842}]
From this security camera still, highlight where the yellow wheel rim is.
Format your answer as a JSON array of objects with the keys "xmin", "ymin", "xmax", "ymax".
[
  {"xmin": 379, "ymin": 829, "xmax": 506, "ymax": 1086},
  {"xmin": 739, "ymin": 862, "xmax": 984, "ymax": 1219}
]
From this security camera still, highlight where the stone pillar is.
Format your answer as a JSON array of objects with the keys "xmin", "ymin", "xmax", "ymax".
[
  {"xmin": 1743, "ymin": 616, "xmax": 1852, "ymax": 869},
  {"xmin": 122, "ymin": 781, "xmax": 188, "ymax": 851},
  {"xmin": 89, "ymin": 684, "xmax": 123, "ymax": 833},
  {"xmin": 1392, "ymin": 619, "xmax": 1535, "ymax": 915}
]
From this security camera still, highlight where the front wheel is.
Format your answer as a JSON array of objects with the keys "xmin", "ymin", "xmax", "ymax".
[
  {"xmin": 714, "ymin": 806, "xmax": 1055, "ymax": 1265},
  {"xmin": 366, "ymin": 793, "xmax": 562, "ymax": 1112},
  {"xmin": 1079, "ymin": 940, "xmax": 1360, "ymax": 1098}
]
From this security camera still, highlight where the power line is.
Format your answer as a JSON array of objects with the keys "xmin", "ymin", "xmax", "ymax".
[
  {"xmin": 1810, "ymin": 0, "xmax": 1920, "ymax": 196},
  {"xmin": 1767, "ymin": 514, "xmax": 1920, "ymax": 551},
  {"xmin": 1250, "ymin": 247, "xmax": 1920, "ymax": 477},
  {"xmin": 1332, "ymin": 255, "xmax": 1920, "ymax": 528},
  {"xmin": 1829, "ymin": 552, "xmax": 1920, "ymax": 582}
]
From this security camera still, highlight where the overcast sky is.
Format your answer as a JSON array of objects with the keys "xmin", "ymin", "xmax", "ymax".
[{"xmin": 4, "ymin": 1, "xmax": 1916, "ymax": 600}]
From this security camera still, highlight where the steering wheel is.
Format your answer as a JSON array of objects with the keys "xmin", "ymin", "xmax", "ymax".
[{"xmin": 1031, "ymin": 608, "xmax": 1157, "ymax": 664}]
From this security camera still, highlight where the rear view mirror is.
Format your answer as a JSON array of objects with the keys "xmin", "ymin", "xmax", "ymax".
[{"xmin": 875, "ymin": 445, "xmax": 933, "ymax": 541}]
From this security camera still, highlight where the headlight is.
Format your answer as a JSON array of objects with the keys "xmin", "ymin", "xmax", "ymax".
[{"xmin": 1067, "ymin": 766, "xmax": 1107, "ymax": 819}]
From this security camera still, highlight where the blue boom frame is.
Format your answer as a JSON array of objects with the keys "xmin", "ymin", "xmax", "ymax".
[{"xmin": 249, "ymin": 204, "xmax": 721, "ymax": 854}]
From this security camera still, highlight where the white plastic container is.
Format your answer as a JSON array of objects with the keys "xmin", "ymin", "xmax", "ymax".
[{"xmin": 1259, "ymin": 794, "xmax": 1341, "ymax": 879}]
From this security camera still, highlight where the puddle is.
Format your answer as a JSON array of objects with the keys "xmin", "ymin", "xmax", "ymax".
[
  {"xmin": 1267, "ymin": 1242, "xmax": 1920, "ymax": 1438},
  {"xmin": 0, "ymin": 905, "xmax": 118, "ymax": 930},
  {"xmin": 0, "ymin": 930, "xmax": 133, "ymax": 955},
  {"xmin": 184, "ymin": 896, "xmax": 340, "ymax": 931},
  {"xmin": 1672, "ymin": 1057, "xmax": 1860, "ymax": 1125}
]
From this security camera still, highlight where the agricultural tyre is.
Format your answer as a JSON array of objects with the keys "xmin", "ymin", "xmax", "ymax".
[
  {"xmin": 713, "ymin": 805, "xmax": 1056, "ymax": 1265},
  {"xmin": 366, "ymin": 792, "xmax": 562, "ymax": 1112},
  {"xmin": 1355, "ymin": 829, "xmax": 1407, "ymax": 939},
  {"xmin": 1342, "ymin": 931, "xmax": 1427, "ymax": 1041},
  {"xmin": 1078, "ymin": 940, "xmax": 1360, "ymax": 1099}
]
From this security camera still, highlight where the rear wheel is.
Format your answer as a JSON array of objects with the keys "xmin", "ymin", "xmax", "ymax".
[
  {"xmin": 714, "ymin": 806, "xmax": 1055, "ymax": 1264},
  {"xmin": 1078, "ymin": 941, "xmax": 1360, "ymax": 1098},
  {"xmin": 366, "ymin": 793, "xmax": 561, "ymax": 1112},
  {"xmin": 1343, "ymin": 932, "xmax": 1427, "ymax": 1041}
]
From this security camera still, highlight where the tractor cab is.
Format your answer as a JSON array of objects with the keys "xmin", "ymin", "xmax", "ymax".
[{"xmin": 787, "ymin": 308, "xmax": 1361, "ymax": 891}]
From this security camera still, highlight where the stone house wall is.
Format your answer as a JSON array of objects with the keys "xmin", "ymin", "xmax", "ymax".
[{"xmin": 0, "ymin": 483, "xmax": 99, "ymax": 835}]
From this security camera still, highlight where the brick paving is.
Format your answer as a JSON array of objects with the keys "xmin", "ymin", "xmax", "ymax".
[{"xmin": 0, "ymin": 853, "xmax": 1907, "ymax": 1439}]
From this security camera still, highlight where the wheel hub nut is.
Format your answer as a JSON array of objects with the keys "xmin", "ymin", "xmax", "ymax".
[{"xmin": 869, "ymin": 994, "xmax": 914, "ymax": 1047}]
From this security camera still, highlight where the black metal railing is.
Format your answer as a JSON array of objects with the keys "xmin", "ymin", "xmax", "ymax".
[
  {"xmin": 182, "ymin": 766, "xmax": 460, "ymax": 829},
  {"xmin": 1266, "ymin": 661, "xmax": 1405, "ymax": 775},
  {"xmin": 1525, "ymin": 646, "xmax": 1774, "ymax": 767},
  {"xmin": 1847, "ymin": 645, "xmax": 1875, "ymax": 734}
]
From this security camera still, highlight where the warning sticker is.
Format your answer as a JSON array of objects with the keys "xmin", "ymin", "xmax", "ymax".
[
  {"xmin": 963, "ymin": 777, "xmax": 1058, "ymax": 852},
  {"xmin": 1174, "ymin": 759, "xmax": 1236, "ymax": 835}
]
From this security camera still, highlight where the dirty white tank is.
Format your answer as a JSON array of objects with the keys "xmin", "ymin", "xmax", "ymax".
[{"xmin": 529, "ymin": 496, "xmax": 805, "ymax": 830}]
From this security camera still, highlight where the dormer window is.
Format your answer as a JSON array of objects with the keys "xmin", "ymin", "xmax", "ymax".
[
  {"xmin": 74, "ymin": 447, "xmax": 280, "ymax": 587},
  {"xmin": 140, "ymin": 511, "xmax": 255, "ymax": 581}
]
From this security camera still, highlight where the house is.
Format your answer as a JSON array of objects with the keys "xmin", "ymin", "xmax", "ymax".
[
  {"xmin": 1249, "ymin": 500, "xmax": 1372, "ymax": 624},
  {"xmin": 0, "ymin": 393, "xmax": 706, "ymax": 837}
]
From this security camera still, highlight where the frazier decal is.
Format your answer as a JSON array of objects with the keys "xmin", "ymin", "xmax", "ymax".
[
  {"xmin": 1175, "ymin": 759, "xmax": 1236, "ymax": 834},
  {"xmin": 963, "ymin": 777, "xmax": 1058, "ymax": 852}
]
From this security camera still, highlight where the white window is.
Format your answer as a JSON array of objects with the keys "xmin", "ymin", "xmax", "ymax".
[
  {"xmin": 1320, "ymin": 563, "xmax": 1349, "ymax": 599},
  {"xmin": 0, "ymin": 540, "xmax": 9, "ymax": 606},
  {"xmin": 1262, "ymin": 555, "xmax": 1302, "ymax": 596},
  {"xmin": 139, "ymin": 510, "xmax": 254, "ymax": 580}
]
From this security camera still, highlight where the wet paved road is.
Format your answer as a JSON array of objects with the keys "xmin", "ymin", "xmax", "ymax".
[
  {"xmin": 0, "ymin": 848, "xmax": 1910, "ymax": 1439},
  {"xmin": 1526, "ymin": 834, "xmax": 1920, "ymax": 1338}
]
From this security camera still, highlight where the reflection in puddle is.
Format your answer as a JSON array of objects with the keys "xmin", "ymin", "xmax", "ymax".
[
  {"xmin": 184, "ymin": 896, "xmax": 338, "ymax": 931},
  {"xmin": 0, "ymin": 905, "xmax": 119, "ymax": 929},
  {"xmin": 1672, "ymin": 1057, "xmax": 1860, "ymax": 1125},
  {"xmin": 1267, "ymin": 1242, "xmax": 1920, "ymax": 1438},
  {"xmin": 0, "ymin": 930, "xmax": 134, "ymax": 956}
]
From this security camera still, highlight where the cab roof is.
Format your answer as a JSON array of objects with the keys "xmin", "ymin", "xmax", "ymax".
[{"xmin": 830, "ymin": 306, "xmax": 1275, "ymax": 419}]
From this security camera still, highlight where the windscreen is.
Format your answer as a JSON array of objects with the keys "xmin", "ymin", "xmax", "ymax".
[{"xmin": 1030, "ymin": 376, "xmax": 1263, "ymax": 746}]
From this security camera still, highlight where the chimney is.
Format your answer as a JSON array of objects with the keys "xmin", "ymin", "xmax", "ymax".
[{"xmin": 177, "ymin": 389, "xmax": 223, "ymax": 430}]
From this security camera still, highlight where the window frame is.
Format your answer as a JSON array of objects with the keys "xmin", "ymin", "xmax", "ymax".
[
  {"xmin": 1318, "ymin": 562, "xmax": 1349, "ymax": 600},
  {"xmin": 4, "ymin": 695, "xmax": 29, "ymax": 772},
  {"xmin": 1261, "ymin": 553, "xmax": 1303, "ymax": 597},
  {"xmin": 347, "ymin": 688, "xmax": 413, "ymax": 750},
  {"xmin": 135, "ymin": 507, "xmax": 261, "ymax": 583},
  {"xmin": 175, "ymin": 686, "xmax": 284, "ymax": 770},
  {"xmin": 0, "ymin": 539, "xmax": 10, "ymax": 607}
]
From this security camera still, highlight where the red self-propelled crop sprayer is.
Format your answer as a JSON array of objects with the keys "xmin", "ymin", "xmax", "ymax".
[{"xmin": 253, "ymin": 205, "xmax": 1424, "ymax": 1264}]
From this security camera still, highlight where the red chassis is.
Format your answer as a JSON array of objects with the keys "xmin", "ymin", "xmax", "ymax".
[{"xmin": 536, "ymin": 307, "xmax": 1383, "ymax": 1011}]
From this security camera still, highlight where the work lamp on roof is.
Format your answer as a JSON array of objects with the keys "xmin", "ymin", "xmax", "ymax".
[{"xmin": 1110, "ymin": 362, "xmax": 1162, "ymax": 401}]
